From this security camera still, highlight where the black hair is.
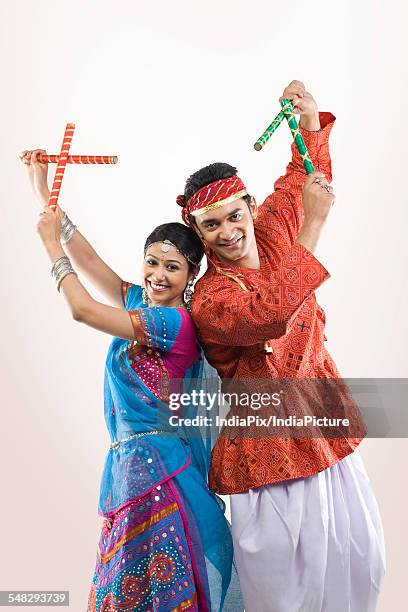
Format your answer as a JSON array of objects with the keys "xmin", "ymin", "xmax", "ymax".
[
  {"xmin": 144, "ymin": 222, "xmax": 204, "ymax": 272},
  {"xmin": 183, "ymin": 162, "xmax": 252, "ymax": 207}
]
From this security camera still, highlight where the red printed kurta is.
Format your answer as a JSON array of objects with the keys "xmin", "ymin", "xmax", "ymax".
[{"xmin": 191, "ymin": 112, "xmax": 366, "ymax": 495}]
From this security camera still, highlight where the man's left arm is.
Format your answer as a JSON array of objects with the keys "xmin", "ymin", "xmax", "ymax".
[{"xmin": 259, "ymin": 80, "xmax": 336, "ymax": 247}]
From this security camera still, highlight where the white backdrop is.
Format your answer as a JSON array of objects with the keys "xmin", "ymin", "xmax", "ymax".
[{"xmin": 1, "ymin": 1, "xmax": 407, "ymax": 610}]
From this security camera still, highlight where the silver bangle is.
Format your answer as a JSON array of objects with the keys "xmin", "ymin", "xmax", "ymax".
[
  {"xmin": 60, "ymin": 212, "xmax": 77, "ymax": 245},
  {"xmin": 56, "ymin": 269, "xmax": 77, "ymax": 292},
  {"xmin": 51, "ymin": 256, "xmax": 71, "ymax": 278},
  {"xmin": 51, "ymin": 256, "xmax": 77, "ymax": 292}
]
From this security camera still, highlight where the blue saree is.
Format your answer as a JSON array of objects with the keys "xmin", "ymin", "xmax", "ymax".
[{"xmin": 88, "ymin": 283, "xmax": 242, "ymax": 612}]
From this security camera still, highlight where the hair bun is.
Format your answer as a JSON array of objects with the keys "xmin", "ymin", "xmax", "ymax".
[{"xmin": 176, "ymin": 194, "xmax": 186, "ymax": 207}]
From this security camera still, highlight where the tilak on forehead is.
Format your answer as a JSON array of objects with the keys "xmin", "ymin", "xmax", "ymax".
[{"xmin": 176, "ymin": 176, "xmax": 248, "ymax": 225}]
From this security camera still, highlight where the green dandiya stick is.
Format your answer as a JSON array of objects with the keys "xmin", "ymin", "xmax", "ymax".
[
  {"xmin": 279, "ymin": 98, "xmax": 314, "ymax": 174},
  {"xmin": 253, "ymin": 110, "xmax": 285, "ymax": 151}
]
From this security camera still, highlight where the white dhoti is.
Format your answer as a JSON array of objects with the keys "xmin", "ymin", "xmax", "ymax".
[{"xmin": 230, "ymin": 450, "xmax": 385, "ymax": 612}]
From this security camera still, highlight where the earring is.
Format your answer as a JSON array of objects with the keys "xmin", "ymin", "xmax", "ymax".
[
  {"xmin": 142, "ymin": 287, "xmax": 149, "ymax": 304},
  {"xmin": 184, "ymin": 278, "xmax": 195, "ymax": 312}
]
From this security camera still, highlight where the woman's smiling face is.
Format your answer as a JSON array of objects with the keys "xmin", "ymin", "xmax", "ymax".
[{"xmin": 142, "ymin": 242, "xmax": 191, "ymax": 307}]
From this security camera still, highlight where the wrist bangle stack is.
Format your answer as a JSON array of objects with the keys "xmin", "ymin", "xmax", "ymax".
[
  {"xmin": 51, "ymin": 256, "xmax": 77, "ymax": 292},
  {"xmin": 61, "ymin": 212, "xmax": 77, "ymax": 245}
]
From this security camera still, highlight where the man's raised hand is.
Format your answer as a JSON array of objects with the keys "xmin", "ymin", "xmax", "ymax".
[
  {"xmin": 280, "ymin": 80, "xmax": 320, "ymax": 130},
  {"xmin": 295, "ymin": 171, "xmax": 335, "ymax": 252}
]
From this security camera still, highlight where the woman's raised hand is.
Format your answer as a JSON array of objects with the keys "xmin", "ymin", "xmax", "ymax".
[
  {"xmin": 37, "ymin": 205, "xmax": 63, "ymax": 246},
  {"xmin": 19, "ymin": 149, "xmax": 50, "ymax": 208}
]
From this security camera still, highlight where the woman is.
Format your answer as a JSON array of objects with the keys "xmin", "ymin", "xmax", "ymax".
[{"xmin": 20, "ymin": 150, "xmax": 242, "ymax": 612}]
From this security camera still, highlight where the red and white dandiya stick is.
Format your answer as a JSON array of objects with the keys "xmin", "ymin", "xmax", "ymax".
[
  {"xmin": 39, "ymin": 154, "xmax": 118, "ymax": 165},
  {"xmin": 48, "ymin": 123, "xmax": 75, "ymax": 210}
]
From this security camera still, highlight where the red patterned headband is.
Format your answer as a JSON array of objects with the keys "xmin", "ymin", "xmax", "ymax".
[{"xmin": 177, "ymin": 176, "xmax": 248, "ymax": 224}]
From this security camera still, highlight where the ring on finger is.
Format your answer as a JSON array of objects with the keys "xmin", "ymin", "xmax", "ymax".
[{"xmin": 315, "ymin": 179, "xmax": 332, "ymax": 192}]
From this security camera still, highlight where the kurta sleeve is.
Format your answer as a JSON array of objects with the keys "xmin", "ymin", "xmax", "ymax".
[
  {"xmin": 257, "ymin": 112, "xmax": 336, "ymax": 249},
  {"xmin": 192, "ymin": 243, "xmax": 330, "ymax": 347},
  {"xmin": 127, "ymin": 306, "xmax": 184, "ymax": 352}
]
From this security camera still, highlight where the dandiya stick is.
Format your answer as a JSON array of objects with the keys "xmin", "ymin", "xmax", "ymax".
[
  {"xmin": 279, "ymin": 98, "xmax": 314, "ymax": 174},
  {"xmin": 253, "ymin": 99, "xmax": 315, "ymax": 175},
  {"xmin": 48, "ymin": 123, "xmax": 75, "ymax": 210},
  {"xmin": 253, "ymin": 110, "xmax": 285, "ymax": 151},
  {"xmin": 39, "ymin": 154, "xmax": 118, "ymax": 165}
]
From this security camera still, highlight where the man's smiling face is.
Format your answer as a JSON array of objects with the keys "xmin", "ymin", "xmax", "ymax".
[{"xmin": 193, "ymin": 198, "xmax": 258, "ymax": 267}]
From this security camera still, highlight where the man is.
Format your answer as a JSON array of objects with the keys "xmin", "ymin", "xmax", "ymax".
[{"xmin": 177, "ymin": 81, "xmax": 385, "ymax": 611}]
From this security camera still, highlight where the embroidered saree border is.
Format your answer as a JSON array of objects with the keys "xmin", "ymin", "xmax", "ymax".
[{"xmin": 98, "ymin": 501, "xmax": 178, "ymax": 565}]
